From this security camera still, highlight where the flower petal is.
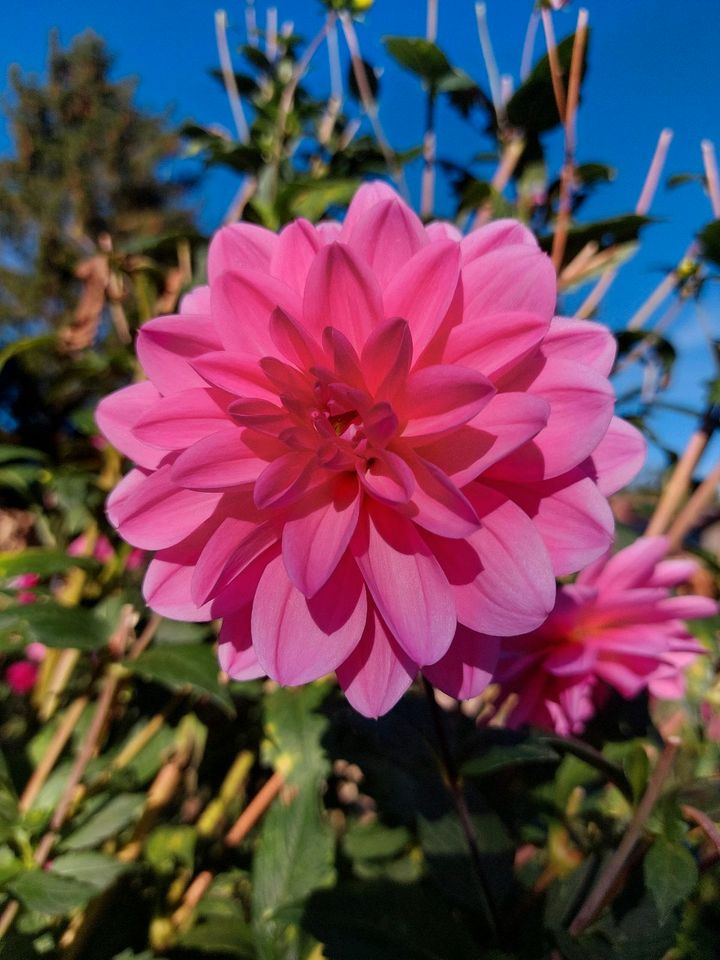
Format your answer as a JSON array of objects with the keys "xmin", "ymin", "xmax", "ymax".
[
  {"xmin": 96, "ymin": 382, "xmax": 166, "ymax": 469},
  {"xmin": 109, "ymin": 464, "xmax": 222, "ymax": 550},
  {"xmin": 423, "ymin": 625, "xmax": 499, "ymax": 700},
  {"xmin": 351, "ymin": 502, "xmax": 456, "ymax": 665},
  {"xmin": 487, "ymin": 471, "xmax": 614, "ymax": 576},
  {"xmin": 383, "ymin": 241, "xmax": 461, "ymax": 359},
  {"xmin": 217, "ymin": 606, "xmax": 265, "ymax": 680},
  {"xmin": 252, "ymin": 551, "xmax": 367, "ymax": 684},
  {"xmin": 427, "ymin": 483, "xmax": 556, "ymax": 637},
  {"xmin": 208, "ymin": 222, "xmax": 276, "ymax": 283},
  {"xmin": 282, "ymin": 475, "xmax": 361, "ymax": 597},
  {"xmin": 136, "ymin": 315, "xmax": 221, "ymax": 394},
  {"xmin": 170, "ymin": 428, "xmax": 271, "ymax": 489},
  {"xmin": 583, "ymin": 416, "xmax": 646, "ymax": 495},
  {"xmin": 401, "ymin": 365, "xmax": 495, "ymax": 439},
  {"xmin": 349, "ymin": 198, "xmax": 427, "ymax": 289},
  {"xmin": 541, "ymin": 317, "xmax": 616, "ymax": 375},
  {"xmin": 462, "ymin": 219, "xmax": 537, "ymax": 264},
  {"xmin": 336, "ymin": 604, "xmax": 417, "ymax": 718},
  {"xmin": 463, "ymin": 244, "xmax": 556, "ymax": 320},
  {"xmin": 212, "ymin": 267, "xmax": 301, "ymax": 355},
  {"xmin": 270, "ymin": 219, "xmax": 322, "ymax": 293},
  {"xmin": 340, "ymin": 180, "xmax": 402, "ymax": 238},
  {"xmin": 443, "ymin": 311, "xmax": 549, "ymax": 381},
  {"xmin": 303, "ymin": 243, "xmax": 383, "ymax": 350},
  {"xmin": 132, "ymin": 388, "xmax": 233, "ymax": 450}
]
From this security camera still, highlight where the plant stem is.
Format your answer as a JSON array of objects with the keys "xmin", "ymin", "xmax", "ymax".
[
  {"xmin": 215, "ymin": 9, "xmax": 250, "ymax": 144},
  {"xmin": 551, "ymin": 8, "xmax": 588, "ymax": 273},
  {"xmin": 569, "ymin": 737, "xmax": 680, "ymax": 936},
  {"xmin": 422, "ymin": 678, "xmax": 499, "ymax": 941},
  {"xmin": 225, "ymin": 769, "xmax": 284, "ymax": 847}
]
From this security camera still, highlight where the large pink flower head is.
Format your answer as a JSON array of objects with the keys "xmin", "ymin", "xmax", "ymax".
[
  {"xmin": 496, "ymin": 536, "xmax": 717, "ymax": 735},
  {"xmin": 96, "ymin": 181, "xmax": 644, "ymax": 718}
]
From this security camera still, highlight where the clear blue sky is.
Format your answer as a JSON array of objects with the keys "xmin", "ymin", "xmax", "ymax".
[{"xmin": 3, "ymin": 0, "xmax": 720, "ymax": 474}]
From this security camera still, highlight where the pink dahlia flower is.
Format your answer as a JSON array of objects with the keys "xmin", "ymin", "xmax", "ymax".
[
  {"xmin": 495, "ymin": 536, "xmax": 717, "ymax": 735},
  {"xmin": 5, "ymin": 659, "xmax": 39, "ymax": 695},
  {"xmin": 96, "ymin": 181, "xmax": 644, "ymax": 717}
]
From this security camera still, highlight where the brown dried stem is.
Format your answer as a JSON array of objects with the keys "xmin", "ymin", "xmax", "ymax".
[
  {"xmin": 551, "ymin": 8, "xmax": 589, "ymax": 273},
  {"xmin": 540, "ymin": 5, "xmax": 566, "ymax": 122},
  {"xmin": 569, "ymin": 738, "xmax": 681, "ymax": 937},
  {"xmin": 225, "ymin": 769, "xmax": 284, "ymax": 847}
]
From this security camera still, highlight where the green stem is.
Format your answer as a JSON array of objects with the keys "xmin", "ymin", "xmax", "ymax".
[{"xmin": 422, "ymin": 678, "xmax": 500, "ymax": 941}]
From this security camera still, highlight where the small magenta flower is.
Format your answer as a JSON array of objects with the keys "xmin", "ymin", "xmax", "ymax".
[
  {"xmin": 495, "ymin": 536, "xmax": 717, "ymax": 734},
  {"xmin": 97, "ymin": 182, "xmax": 644, "ymax": 717},
  {"xmin": 68, "ymin": 533, "xmax": 144, "ymax": 571},
  {"xmin": 5, "ymin": 660, "xmax": 39, "ymax": 695}
]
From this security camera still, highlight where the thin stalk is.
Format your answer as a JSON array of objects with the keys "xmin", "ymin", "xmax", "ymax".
[
  {"xmin": 215, "ymin": 9, "xmax": 250, "ymax": 144},
  {"xmin": 19, "ymin": 696, "xmax": 89, "ymax": 814},
  {"xmin": 540, "ymin": 6, "xmax": 566, "ymax": 121},
  {"xmin": 701, "ymin": 140, "xmax": 720, "ymax": 218},
  {"xmin": 538, "ymin": 735, "xmax": 633, "ymax": 804},
  {"xmin": 340, "ymin": 12, "xmax": 407, "ymax": 195},
  {"xmin": 578, "ymin": 128, "xmax": 674, "ymax": 318},
  {"xmin": 569, "ymin": 738, "xmax": 680, "ymax": 936},
  {"xmin": 520, "ymin": 8, "xmax": 540, "ymax": 80},
  {"xmin": 475, "ymin": 3, "xmax": 503, "ymax": 119},
  {"xmin": 423, "ymin": 678, "xmax": 499, "ymax": 941},
  {"xmin": 551, "ymin": 8, "xmax": 588, "ymax": 273},
  {"xmin": 646, "ymin": 425, "xmax": 713, "ymax": 536},
  {"xmin": 225, "ymin": 769, "xmax": 284, "ymax": 847},
  {"xmin": 265, "ymin": 7, "xmax": 278, "ymax": 62},
  {"xmin": 421, "ymin": 0, "xmax": 438, "ymax": 219},
  {"xmin": 667, "ymin": 459, "xmax": 720, "ymax": 549}
]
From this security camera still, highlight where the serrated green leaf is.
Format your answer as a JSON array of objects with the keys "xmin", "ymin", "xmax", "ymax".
[
  {"xmin": 8, "ymin": 869, "xmax": 96, "ymax": 914},
  {"xmin": 123, "ymin": 644, "xmax": 234, "ymax": 715},
  {"xmin": 61, "ymin": 793, "xmax": 144, "ymax": 851},
  {"xmin": 383, "ymin": 36, "xmax": 452, "ymax": 86},
  {"xmin": 49, "ymin": 852, "xmax": 127, "ymax": 892},
  {"xmin": 262, "ymin": 683, "xmax": 330, "ymax": 785},
  {"xmin": 252, "ymin": 786, "xmax": 335, "ymax": 959},
  {"xmin": 643, "ymin": 838, "xmax": 698, "ymax": 922},
  {"xmin": 177, "ymin": 916, "xmax": 255, "ymax": 957}
]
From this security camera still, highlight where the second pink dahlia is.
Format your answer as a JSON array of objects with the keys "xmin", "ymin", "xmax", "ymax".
[{"xmin": 97, "ymin": 181, "xmax": 644, "ymax": 717}]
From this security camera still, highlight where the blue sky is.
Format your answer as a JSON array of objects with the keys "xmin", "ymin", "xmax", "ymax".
[{"xmin": 3, "ymin": 0, "xmax": 720, "ymax": 474}]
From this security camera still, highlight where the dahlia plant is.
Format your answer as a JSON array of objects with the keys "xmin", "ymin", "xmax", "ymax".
[{"xmin": 97, "ymin": 181, "xmax": 645, "ymax": 716}]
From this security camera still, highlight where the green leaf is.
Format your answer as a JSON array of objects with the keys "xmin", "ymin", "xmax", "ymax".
[
  {"xmin": 698, "ymin": 219, "xmax": 720, "ymax": 267},
  {"xmin": 8, "ymin": 869, "xmax": 96, "ymax": 914},
  {"xmin": 261, "ymin": 683, "xmax": 330, "ymax": 785},
  {"xmin": 538, "ymin": 214, "xmax": 652, "ymax": 267},
  {"xmin": 342, "ymin": 821, "xmax": 410, "ymax": 862},
  {"xmin": 49, "ymin": 852, "xmax": 127, "ymax": 893},
  {"xmin": 0, "ymin": 446, "xmax": 46, "ymax": 466},
  {"xmin": 383, "ymin": 36, "xmax": 452, "ymax": 86},
  {"xmin": 461, "ymin": 738, "xmax": 560, "ymax": 777},
  {"xmin": 644, "ymin": 838, "xmax": 698, "ymax": 922},
  {"xmin": 177, "ymin": 916, "xmax": 255, "ymax": 957},
  {"xmin": 144, "ymin": 825, "xmax": 196, "ymax": 875},
  {"xmin": 507, "ymin": 29, "xmax": 591, "ymax": 133},
  {"xmin": 61, "ymin": 793, "xmax": 145, "ymax": 851},
  {"xmin": 287, "ymin": 179, "xmax": 361, "ymax": 223},
  {"xmin": 252, "ymin": 786, "xmax": 335, "ymax": 960},
  {"xmin": 0, "ymin": 335, "xmax": 55, "ymax": 375},
  {"xmin": 0, "ymin": 603, "xmax": 109, "ymax": 651},
  {"xmin": 0, "ymin": 549, "xmax": 97, "ymax": 578},
  {"xmin": 123, "ymin": 644, "xmax": 234, "ymax": 715}
]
